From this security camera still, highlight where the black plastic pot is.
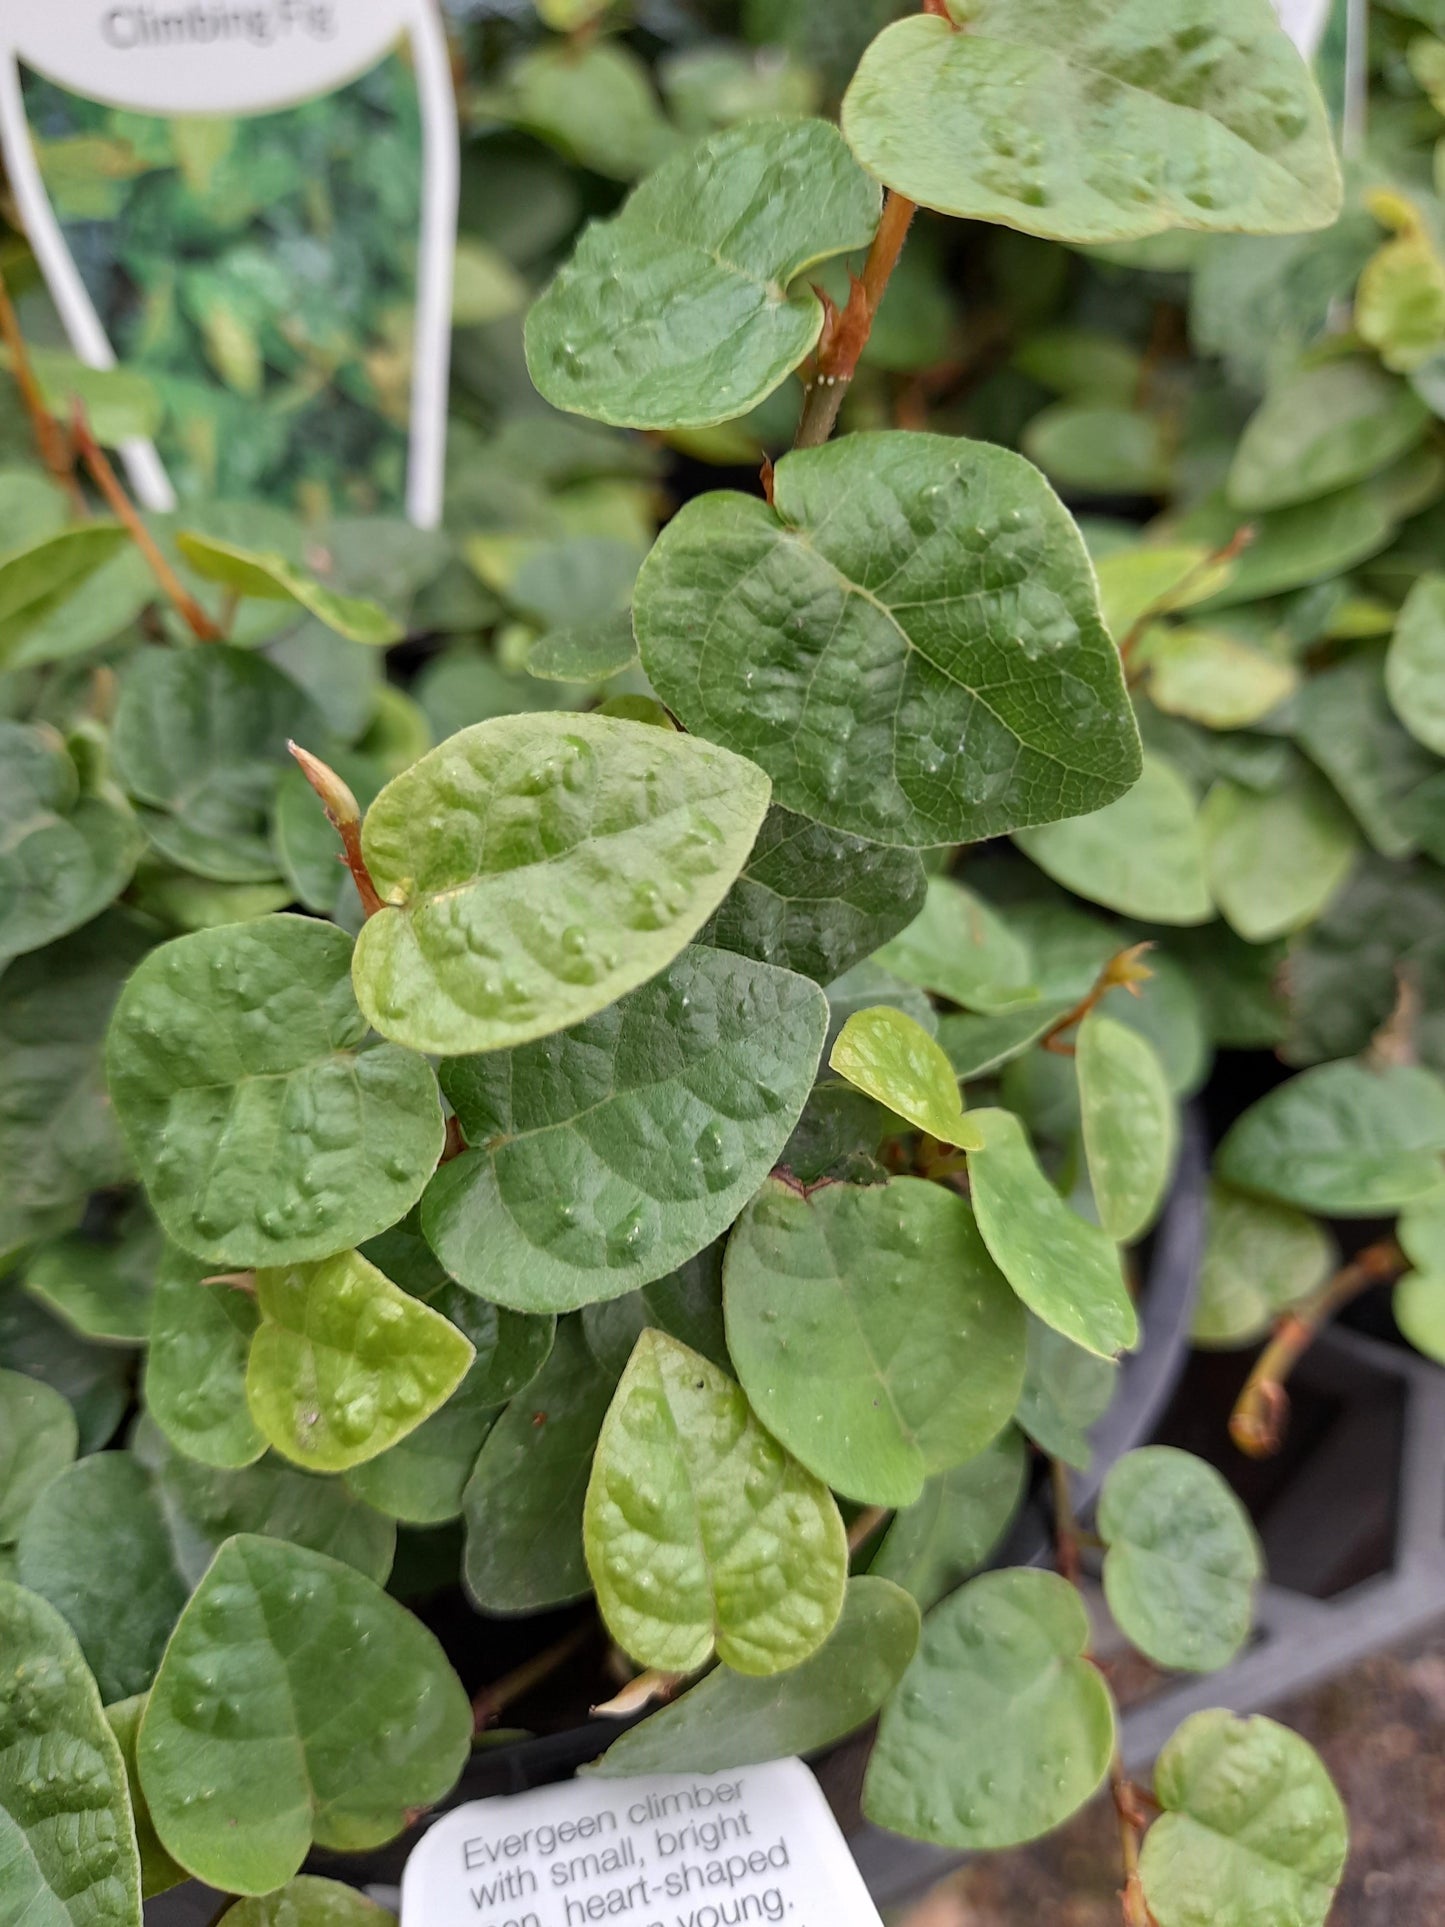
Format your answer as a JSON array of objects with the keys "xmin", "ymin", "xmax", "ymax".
[{"xmin": 144, "ymin": 1108, "xmax": 1209, "ymax": 1925}]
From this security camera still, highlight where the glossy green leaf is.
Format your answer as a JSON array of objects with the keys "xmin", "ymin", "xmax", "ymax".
[
  {"xmin": 1393, "ymin": 1269, "xmax": 1445, "ymax": 1363},
  {"xmin": 352, "ymin": 712, "xmax": 771, "ymax": 1056},
  {"xmin": 584, "ymin": 1329, "xmax": 847, "ymax": 1673},
  {"xmin": 1099, "ymin": 1447, "xmax": 1261, "ymax": 1671},
  {"xmin": 0, "ymin": 1368, "xmax": 76, "ymax": 1553},
  {"xmin": 1015, "ymin": 1317, "xmax": 1117, "ymax": 1469},
  {"xmin": 17, "ymin": 1453, "xmax": 187, "ymax": 1703},
  {"xmin": 840, "ymin": 3, "xmax": 1340, "ymax": 244},
  {"xmin": 0, "ymin": 722, "xmax": 140, "ymax": 967},
  {"xmin": 343, "ymin": 1369, "xmax": 500, "ymax": 1525},
  {"xmin": 0, "ymin": 1579, "xmax": 142, "ymax": 1927},
  {"xmin": 863, "ymin": 1568, "xmax": 1115, "ymax": 1849},
  {"xmin": 1387, "ymin": 571, "xmax": 1445, "ymax": 756},
  {"xmin": 111, "ymin": 645, "xmax": 321, "ymax": 883},
  {"xmin": 218, "ymin": 1878, "xmax": 395, "ymax": 1925},
  {"xmin": 463, "ymin": 1318, "xmax": 619, "ymax": 1613},
  {"xmin": 0, "ymin": 1290, "xmax": 133, "ymax": 1457},
  {"xmin": 870, "ymin": 1428, "xmax": 1028, "ymax": 1610},
  {"xmin": 107, "ymin": 916, "xmax": 444, "ymax": 1268},
  {"xmin": 527, "ymin": 610, "xmax": 638, "ymax": 685},
  {"xmin": 104, "ymin": 1695, "xmax": 185, "ymax": 1900},
  {"xmin": 703, "ymin": 805, "xmax": 926, "ymax": 983},
  {"xmin": 0, "ymin": 524, "xmax": 130, "ymax": 665},
  {"xmin": 634, "ymin": 431, "xmax": 1140, "ymax": 848},
  {"xmin": 1076, "ymin": 1011, "xmax": 1177, "ymax": 1241},
  {"xmin": 1192, "ymin": 1184, "xmax": 1335, "ymax": 1348},
  {"xmin": 174, "ymin": 534, "xmax": 402, "ymax": 645},
  {"xmin": 25, "ymin": 1205, "xmax": 161, "ymax": 1345},
  {"xmin": 1201, "ymin": 766, "xmax": 1359, "ymax": 942},
  {"xmin": 424, "ymin": 945, "xmax": 825, "ymax": 1312},
  {"xmin": 1017, "ymin": 755, "xmax": 1212, "ymax": 924},
  {"xmin": 580, "ymin": 1244, "xmax": 730, "ymax": 1377},
  {"xmin": 1229, "ymin": 359, "xmax": 1428, "ymax": 510},
  {"xmin": 829, "ymin": 1007, "xmax": 976, "ymax": 1148},
  {"xmin": 526, "ymin": 119, "xmax": 879, "ymax": 429},
  {"xmin": 968, "ymin": 1108, "xmax": 1138, "ymax": 1357},
  {"xmin": 144, "ymin": 1247, "xmax": 263, "ymax": 1469},
  {"xmin": 1216, "ymin": 1060, "xmax": 1445, "ymax": 1214},
  {"xmin": 593, "ymin": 1576, "xmax": 919, "ymax": 1775},
  {"xmin": 724, "ymin": 1178, "xmax": 1025, "ymax": 1506},
  {"xmin": 1141, "ymin": 625, "xmax": 1298, "ymax": 729},
  {"xmin": 138, "ymin": 1536, "xmax": 471, "ymax": 1894},
  {"xmin": 1295, "ymin": 652, "xmax": 1440, "ymax": 861},
  {"xmin": 875, "ymin": 875, "xmax": 1036, "ymax": 1012},
  {"xmin": 1139, "ymin": 1711, "xmax": 1348, "ymax": 1927},
  {"xmin": 244, "ymin": 1247, "xmax": 473, "ymax": 1478}
]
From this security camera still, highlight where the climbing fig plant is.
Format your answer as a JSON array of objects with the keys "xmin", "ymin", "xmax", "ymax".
[{"xmin": 21, "ymin": 0, "xmax": 1445, "ymax": 1920}]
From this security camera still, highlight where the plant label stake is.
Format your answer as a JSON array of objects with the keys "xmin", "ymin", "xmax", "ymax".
[
  {"xmin": 400, "ymin": 1758, "xmax": 884, "ymax": 1927},
  {"xmin": 0, "ymin": 0, "xmax": 457, "ymax": 523}
]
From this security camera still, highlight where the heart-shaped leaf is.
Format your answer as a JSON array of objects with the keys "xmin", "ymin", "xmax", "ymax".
[
  {"xmin": 1076, "ymin": 1011, "xmax": 1176, "ymax": 1241},
  {"xmin": 863, "ymin": 1568, "xmax": 1115, "ymax": 1849},
  {"xmin": 875, "ymin": 876, "xmax": 1036, "ymax": 1012},
  {"xmin": 829, "ymin": 1006, "xmax": 979, "ymax": 1147},
  {"xmin": 174, "ymin": 534, "xmax": 403, "ymax": 645},
  {"xmin": 1192, "ymin": 1184, "xmax": 1335, "ymax": 1348},
  {"xmin": 1228, "ymin": 358, "xmax": 1427, "ymax": 510},
  {"xmin": 17, "ymin": 1452, "xmax": 187, "ymax": 1703},
  {"xmin": 218, "ymin": 1878, "xmax": 396, "ymax": 1925},
  {"xmin": 593, "ymin": 1576, "xmax": 919, "ymax": 1776},
  {"xmin": 246, "ymin": 1250, "xmax": 474, "ymax": 1473},
  {"xmin": 25, "ymin": 1203, "xmax": 162, "ymax": 1345},
  {"xmin": 725, "ymin": 1178, "xmax": 1024, "ymax": 1505},
  {"xmin": 1139, "ymin": 1711, "xmax": 1348, "ymax": 1927},
  {"xmin": 634, "ymin": 431, "xmax": 1140, "ymax": 848},
  {"xmin": 584, "ymin": 1329, "xmax": 847, "ymax": 1673},
  {"xmin": 526, "ymin": 119, "xmax": 879, "ymax": 428},
  {"xmin": 1139, "ymin": 625, "xmax": 1299, "ymax": 730},
  {"xmin": 1200, "ymin": 764, "xmax": 1360, "ymax": 942},
  {"xmin": 1016, "ymin": 754, "xmax": 1212, "ymax": 925},
  {"xmin": 107, "ymin": 916, "xmax": 444, "ymax": 1268},
  {"xmin": 1099, "ymin": 1446, "xmax": 1261, "ymax": 1671},
  {"xmin": 105, "ymin": 1695, "xmax": 186, "ymax": 1900},
  {"xmin": 1386, "ymin": 572, "xmax": 1445, "ymax": 757},
  {"xmin": 1015, "ymin": 1316, "xmax": 1118, "ymax": 1468},
  {"xmin": 424, "ymin": 946, "xmax": 826, "ymax": 1312},
  {"xmin": 703, "ymin": 805, "xmax": 926, "ymax": 983},
  {"xmin": 870, "ymin": 1428, "xmax": 1028, "ymax": 1611},
  {"xmin": 463, "ymin": 1318, "xmax": 619, "ymax": 1613},
  {"xmin": 967, "ymin": 1109, "xmax": 1137, "ymax": 1357},
  {"xmin": 1216, "ymin": 1060, "xmax": 1445, "ymax": 1214},
  {"xmin": 351, "ymin": 712, "xmax": 772, "ymax": 1055},
  {"xmin": 138, "ymin": 1536, "xmax": 471, "ymax": 1894},
  {"xmin": 0, "ymin": 722, "xmax": 141, "ymax": 967},
  {"xmin": 0, "ymin": 1368, "xmax": 76, "ymax": 1556},
  {"xmin": 0, "ymin": 1578, "xmax": 142, "ymax": 1927},
  {"xmin": 144, "ymin": 1246, "xmax": 264, "ymax": 1469},
  {"xmin": 840, "ymin": 3, "xmax": 1340, "ymax": 244}
]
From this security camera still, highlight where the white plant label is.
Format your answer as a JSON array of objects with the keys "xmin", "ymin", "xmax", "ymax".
[
  {"xmin": 1273, "ymin": 0, "xmax": 1333, "ymax": 58},
  {"xmin": 0, "ymin": 0, "xmax": 456, "ymax": 524},
  {"xmin": 400, "ymin": 1758, "xmax": 885, "ymax": 1927}
]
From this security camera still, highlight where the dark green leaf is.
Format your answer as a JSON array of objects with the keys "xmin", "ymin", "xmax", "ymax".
[
  {"xmin": 0, "ymin": 1367, "xmax": 76, "ymax": 1553},
  {"xmin": 144, "ymin": 1246, "xmax": 264, "ymax": 1469},
  {"xmin": 875, "ymin": 876, "xmax": 1036, "ymax": 1011},
  {"xmin": 25, "ymin": 1203, "xmax": 162, "ymax": 1345},
  {"xmin": 1295, "ymin": 652, "xmax": 1441, "ymax": 860},
  {"xmin": 1229, "ymin": 359, "xmax": 1428, "ymax": 510},
  {"xmin": 1201, "ymin": 764, "xmax": 1359, "ymax": 941},
  {"xmin": 870, "ymin": 1428, "xmax": 1028, "ymax": 1610},
  {"xmin": 580, "ymin": 1243, "xmax": 729, "ymax": 1376},
  {"xmin": 0, "ymin": 722, "xmax": 140, "ymax": 965},
  {"xmin": 104, "ymin": 1695, "xmax": 186, "ymax": 1900},
  {"xmin": 1015, "ymin": 1316, "xmax": 1117, "ymax": 1469},
  {"xmin": 218, "ymin": 1878, "xmax": 395, "ymax": 1925},
  {"xmin": 1016, "ymin": 755, "xmax": 1212, "ymax": 925}
]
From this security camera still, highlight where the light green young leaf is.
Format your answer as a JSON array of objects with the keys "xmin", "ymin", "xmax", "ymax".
[
  {"xmin": 451, "ymin": 237, "xmax": 528, "ymax": 327},
  {"xmin": 1099, "ymin": 1446, "xmax": 1261, "ymax": 1671},
  {"xmin": 875, "ymin": 875, "xmax": 1036, "ymax": 1012},
  {"xmin": 1094, "ymin": 544, "xmax": 1241, "ymax": 642},
  {"xmin": 1216, "ymin": 1060, "xmax": 1445, "ymax": 1214},
  {"xmin": 1171, "ymin": 484, "xmax": 1396, "ymax": 606},
  {"xmin": 1393, "ymin": 1270, "xmax": 1445, "ymax": 1364},
  {"xmin": 0, "ymin": 1579, "xmax": 142, "ymax": 1927},
  {"xmin": 968, "ymin": 1108, "xmax": 1138, "ymax": 1357},
  {"xmin": 1141, "ymin": 625, "xmax": 1298, "ymax": 730},
  {"xmin": 0, "ymin": 523, "xmax": 130, "ymax": 665},
  {"xmin": 829, "ymin": 1007, "xmax": 978, "ymax": 1147},
  {"xmin": 463, "ymin": 1318, "xmax": 620, "ymax": 1613},
  {"xmin": 526, "ymin": 119, "xmax": 879, "ymax": 429},
  {"xmin": 17, "ymin": 348, "xmax": 162, "ymax": 444},
  {"xmin": 635, "ymin": 431, "xmax": 1140, "ymax": 848},
  {"xmin": 1386, "ymin": 572, "xmax": 1445, "ymax": 756},
  {"xmin": 724, "ymin": 1178, "xmax": 1025, "ymax": 1506},
  {"xmin": 1076, "ymin": 1011, "xmax": 1176, "ymax": 1241},
  {"xmin": 17, "ymin": 1452, "xmax": 187, "ymax": 1703},
  {"xmin": 351, "ymin": 712, "xmax": 771, "ymax": 1056},
  {"xmin": 1201, "ymin": 766, "xmax": 1359, "ymax": 942},
  {"xmin": 174, "ymin": 533, "xmax": 402, "ymax": 645},
  {"xmin": 343, "ymin": 1369, "xmax": 500, "ymax": 1526},
  {"xmin": 869, "ymin": 1428, "xmax": 1028, "ymax": 1610},
  {"xmin": 584, "ymin": 1329, "xmax": 847, "ymax": 1674},
  {"xmin": 1192, "ymin": 1184, "xmax": 1335, "ymax": 1348},
  {"xmin": 593, "ymin": 1577, "xmax": 919, "ymax": 1776},
  {"xmin": 138, "ymin": 1536, "xmax": 471, "ymax": 1894},
  {"xmin": 840, "ymin": 2, "xmax": 1340, "ymax": 244},
  {"xmin": 1139, "ymin": 1711, "xmax": 1348, "ymax": 1927},
  {"xmin": 1228, "ymin": 358, "xmax": 1428, "ymax": 510},
  {"xmin": 107, "ymin": 916, "xmax": 444, "ymax": 1268},
  {"xmin": 0, "ymin": 721, "xmax": 141, "ymax": 967},
  {"xmin": 425, "ymin": 946, "xmax": 824, "ymax": 1312},
  {"xmin": 1016, "ymin": 755, "xmax": 1212, "ymax": 924},
  {"xmin": 25, "ymin": 1204, "xmax": 162, "ymax": 1345},
  {"xmin": 1015, "ymin": 1316, "xmax": 1117, "ymax": 1468},
  {"xmin": 1400, "ymin": 1185, "xmax": 1445, "ymax": 1273},
  {"xmin": 863, "ymin": 1568, "xmax": 1115, "ymax": 1849},
  {"xmin": 481, "ymin": 40, "xmax": 674, "ymax": 182},
  {"xmin": 105, "ymin": 1695, "xmax": 186, "ymax": 1900},
  {"xmin": 0, "ymin": 1368, "xmax": 76, "ymax": 1552},
  {"xmin": 246, "ymin": 1250, "xmax": 474, "ymax": 1473},
  {"xmin": 144, "ymin": 1247, "xmax": 264, "ymax": 1469},
  {"xmin": 218, "ymin": 1878, "xmax": 395, "ymax": 1925}
]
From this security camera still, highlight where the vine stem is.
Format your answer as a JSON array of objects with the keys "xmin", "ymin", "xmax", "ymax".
[
  {"xmin": 70, "ymin": 409, "xmax": 224, "ymax": 641},
  {"xmin": 0, "ymin": 268, "xmax": 86, "ymax": 513},
  {"xmin": 593, "ymin": 1665, "xmax": 690, "ymax": 1719},
  {"xmin": 1230, "ymin": 1239, "xmax": 1404, "ymax": 1457},
  {"xmin": 287, "ymin": 742, "xmax": 386, "ymax": 918},
  {"xmin": 846, "ymin": 1504, "xmax": 891, "ymax": 1555},
  {"xmin": 1040, "ymin": 942, "xmax": 1154, "ymax": 1057},
  {"xmin": 471, "ymin": 1620, "xmax": 594, "ymax": 1734},
  {"xmin": 1111, "ymin": 1751, "xmax": 1157, "ymax": 1927},
  {"xmin": 793, "ymin": 189, "xmax": 918, "ymax": 450}
]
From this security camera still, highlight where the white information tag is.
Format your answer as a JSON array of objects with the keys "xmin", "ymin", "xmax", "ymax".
[
  {"xmin": 400, "ymin": 1759, "xmax": 885, "ymax": 1927},
  {"xmin": 1273, "ymin": 0, "xmax": 1333, "ymax": 59}
]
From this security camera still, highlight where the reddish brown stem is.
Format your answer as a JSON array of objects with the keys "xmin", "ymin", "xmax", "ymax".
[
  {"xmin": 441, "ymin": 1115, "xmax": 468, "ymax": 1163},
  {"xmin": 846, "ymin": 1504, "xmax": 891, "ymax": 1556},
  {"xmin": 1050, "ymin": 1458, "xmax": 1082, "ymax": 1586},
  {"xmin": 287, "ymin": 742, "xmax": 386, "ymax": 918},
  {"xmin": 794, "ymin": 190, "xmax": 918, "ymax": 449},
  {"xmin": 1041, "ymin": 943, "xmax": 1155, "ymax": 1056},
  {"xmin": 0, "ymin": 269, "xmax": 85, "ymax": 513},
  {"xmin": 471, "ymin": 1621, "xmax": 594, "ymax": 1734},
  {"xmin": 1112, "ymin": 1751, "xmax": 1157, "ymax": 1927},
  {"xmin": 71, "ymin": 409, "xmax": 223, "ymax": 641}
]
